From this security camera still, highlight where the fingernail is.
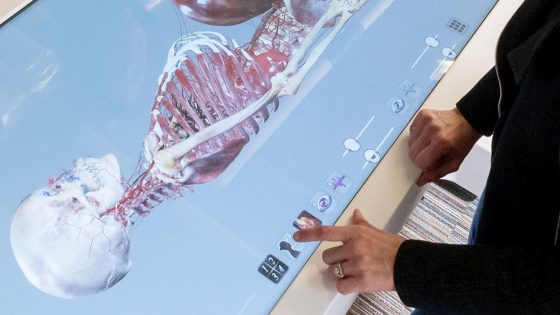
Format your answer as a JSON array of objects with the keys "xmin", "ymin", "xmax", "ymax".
[{"xmin": 293, "ymin": 232, "xmax": 301, "ymax": 241}]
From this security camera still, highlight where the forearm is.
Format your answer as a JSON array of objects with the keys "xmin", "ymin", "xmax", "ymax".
[{"xmin": 394, "ymin": 240, "xmax": 560, "ymax": 314}]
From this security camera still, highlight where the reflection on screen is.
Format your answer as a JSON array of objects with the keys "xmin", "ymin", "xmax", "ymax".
[{"xmin": 0, "ymin": 0, "xmax": 496, "ymax": 314}]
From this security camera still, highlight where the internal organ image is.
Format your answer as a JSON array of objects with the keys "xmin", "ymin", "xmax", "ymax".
[
  {"xmin": 145, "ymin": 6, "xmax": 303, "ymax": 185},
  {"xmin": 151, "ymin": 0, "xmax": 364, "ymax": 182},
  {"xmin": 173, "ymin": 0, "xmax": 278, "ymax": 25},
  {"xmin": 10, "ymin": 0, "xmax": 370, "ymax": 298},
  {"xmin": 174, "ymin": 0, "xmax": 330, "ymax": 26}
]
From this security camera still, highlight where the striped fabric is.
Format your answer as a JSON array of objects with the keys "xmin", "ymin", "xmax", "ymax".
[{"xmin": 347, "ymin": 181, "xmax": 478, "ymax": 315}]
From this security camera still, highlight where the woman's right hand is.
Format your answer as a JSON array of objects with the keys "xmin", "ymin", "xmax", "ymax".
[{"xmin": 408, "ymin": 108, "xmax": 482, "ymax": 186}]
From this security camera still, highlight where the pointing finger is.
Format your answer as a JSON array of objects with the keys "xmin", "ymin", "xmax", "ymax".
[{"xmin": 294, "ymin": 226, "xmax": 352, "ymax": 243}]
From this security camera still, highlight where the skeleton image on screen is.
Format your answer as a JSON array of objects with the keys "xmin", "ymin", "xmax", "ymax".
[
  {"xmin": 10, "ymin": 155, "xmax": 131, "ymax": 299},
  {"xmin": 10, "ymin": 0, "xmax": 370, "ymax": 299}
]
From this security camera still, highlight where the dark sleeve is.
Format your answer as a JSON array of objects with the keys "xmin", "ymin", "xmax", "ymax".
[
  {"xmin": 394, "ymin": 240, "xmax": 560, "ymax": 314},
  {"xmin": 456, "ymin": 67, "xmax": 500, "ymax": 136}
]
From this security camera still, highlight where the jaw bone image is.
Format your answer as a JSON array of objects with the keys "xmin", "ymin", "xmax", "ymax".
[{"xmin": 10, "ymin": 0, "xmax": 373, "ymax": 298}]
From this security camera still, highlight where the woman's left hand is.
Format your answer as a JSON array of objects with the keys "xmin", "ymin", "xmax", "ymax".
[{"xmin": 294, "ymin": 209, "xmax": 405, "ymax": 294}]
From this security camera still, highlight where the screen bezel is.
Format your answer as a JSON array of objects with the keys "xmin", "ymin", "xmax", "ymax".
[{"xmin": 0, "ymin": 0, "xmax": 35, "ymax": 27}]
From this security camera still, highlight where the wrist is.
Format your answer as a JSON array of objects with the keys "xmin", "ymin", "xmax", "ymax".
[
  {"xmin": 453, "ymin": 107, "xmax": 482, "ymax": 143},
  {"xmin": 390, "ymin": 236, "xmax": 407, "ymax": 291}
]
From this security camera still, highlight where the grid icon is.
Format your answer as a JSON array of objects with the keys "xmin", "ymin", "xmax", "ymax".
[
  {"xmin": 258, "ymin": 255, "xmax": 289, "ymax": 284},
  {"xmin": 447, "ymin": 18, "xmax": 468, "ymax": 35}
]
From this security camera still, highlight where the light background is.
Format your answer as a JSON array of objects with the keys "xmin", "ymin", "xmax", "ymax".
[{"xmin": 0, "ymin": 1, "xmax": 495, "ymax": 314}]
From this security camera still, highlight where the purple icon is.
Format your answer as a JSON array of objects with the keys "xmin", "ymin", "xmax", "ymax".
[
  {"xmin": 317, "ymin": 195, "xmax": 332, "ymax": 211},
  {"xmin": 325, "ymin": 171, "xmax": 352, "ymax": 194},
  {"xmin": 309, "ymin": 190, "xmax": 338, "ymax": 214},
  {"xmin": 329, "ymin": 176, "xmax": 346, "ymax": 190}
]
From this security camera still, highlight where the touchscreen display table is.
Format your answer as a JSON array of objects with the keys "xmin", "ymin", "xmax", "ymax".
[{"xmin": 1, "ymin": 1, "xmax": 496, "ymax": 314}]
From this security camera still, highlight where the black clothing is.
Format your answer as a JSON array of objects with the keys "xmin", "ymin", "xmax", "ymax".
[{"xmin": 394, "ymin": 0, "xmax": 560, "ymax": 314}]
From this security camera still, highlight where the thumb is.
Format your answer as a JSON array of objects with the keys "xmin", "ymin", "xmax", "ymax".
[{"xmin": 352, "ymin": 209, "xmax": 373, "ymax": 227}]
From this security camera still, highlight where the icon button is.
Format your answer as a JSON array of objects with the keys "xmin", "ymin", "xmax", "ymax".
[
  {"xmin": 293, "ymin": 210, "xmax": 322, "ymax": 230},
  {"xmin": 442, "ymin": 47, "xmax": 457, "ymax": 59},
  {"xmin": 424, "ymin": 36, "xmax": 440, "ymax": 48},
  {"xmin": 447, "ymin": 18, "xmax": 469, "ymax": 35},
  {"xmin": 385, "ymin": 96, "xmax": 408, "ymax": 115},
  {"xmin": 309, "ymin": 190, "xmax": 338, "ymax": 213},
  {"xmin": 364, "ymin": 149, "xmax": 381, "ymax": 163},
  {"xmin": 392, "ymin": 99, "xmax": 405, "ymax": 113},
  {"xmin": 278, "ymin": 234, "xmax": 306, "ymax": 260},
  {"xmin": 259, "ymin": 255, "xmax": 289, "ymax": 284},
  {"xmin": 343, "ymin": 138, "xmax": 361, "ymax": 152},
  {"xmin": 326, "ymin": 171, "xmax": 352, "ymax": 194},
  {"xmin": 398, "ymin": 80, "xmax": 422, "ymax": 99},
  {"xmin": 317, "ymin": 195, "xmax": 331, "ymax": 211}
]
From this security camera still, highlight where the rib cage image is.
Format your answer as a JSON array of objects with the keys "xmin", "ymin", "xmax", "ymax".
[
  {"xmin": 10, "ymin": 0, "xmax": 372, "ymax": 299},
  {"xmin": 115, "ymin": 6, "xmax": 307, "ymax": 220},
  {"xmin": 151, "ymin": 0, "xmax": 364, "ymax": 182},
  {"xmin": 146, "ymin": 6, "xmax": 312, "ymax": 185},
  {"xmin": 145, "ymin": 31, "xmax": 285, "ymax": 185}
]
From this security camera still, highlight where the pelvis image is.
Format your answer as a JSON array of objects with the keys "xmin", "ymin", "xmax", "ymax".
[{"xmin": 10, "ymin": 0, "xmax": 370, "ymax": 299}]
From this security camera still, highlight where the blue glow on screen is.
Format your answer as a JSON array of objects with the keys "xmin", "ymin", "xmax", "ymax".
[{"xmin": 0, "ymin": 1, "xmax": 496, "ymax": 314}]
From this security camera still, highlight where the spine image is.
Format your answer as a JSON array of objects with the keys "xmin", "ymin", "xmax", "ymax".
[{"xmin": 9, "ymin": 0, "xmax": 372, "ymax": 299}]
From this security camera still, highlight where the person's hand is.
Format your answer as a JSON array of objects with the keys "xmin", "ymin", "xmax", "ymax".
[
  {"xmin": 408, "ymin": 108, "xmax": 481, "ymax": 186},
  {"xmin": 293, "ymin": 209, "xmax": 405, "ymax": 294}
]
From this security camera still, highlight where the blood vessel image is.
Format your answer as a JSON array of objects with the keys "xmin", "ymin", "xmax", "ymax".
[
  {"xmin": 11, "ymin": 155, "xmax": 131, "ymax": 299},
  {"xmin": 10, "ymin": 0, "xmax": 370, "ymax": 298}
]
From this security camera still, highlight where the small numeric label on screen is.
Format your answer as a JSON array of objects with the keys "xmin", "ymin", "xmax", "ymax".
[{"xmin": 258, "ymin": 255, "xmax": 289, "ymax": 284}]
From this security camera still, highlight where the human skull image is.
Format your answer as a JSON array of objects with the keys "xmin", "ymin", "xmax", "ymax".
[
  {"xmin": 10, "ymin": 154, "xmax": 130, "ymax": 299},
  {"xmin": 9, "ymin": 0, "xmax": 374, "ymax": 299}
]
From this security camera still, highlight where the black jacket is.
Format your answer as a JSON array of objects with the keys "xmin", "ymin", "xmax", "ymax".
[{"xmin": 394, "ymin": 0, "xmax": 560, "ymax": 314}]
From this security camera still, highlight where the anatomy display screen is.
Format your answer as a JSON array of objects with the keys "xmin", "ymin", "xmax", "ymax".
[{"xmin": 0, "ymin": 1, "xmax": 496, "ymax": 314}]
